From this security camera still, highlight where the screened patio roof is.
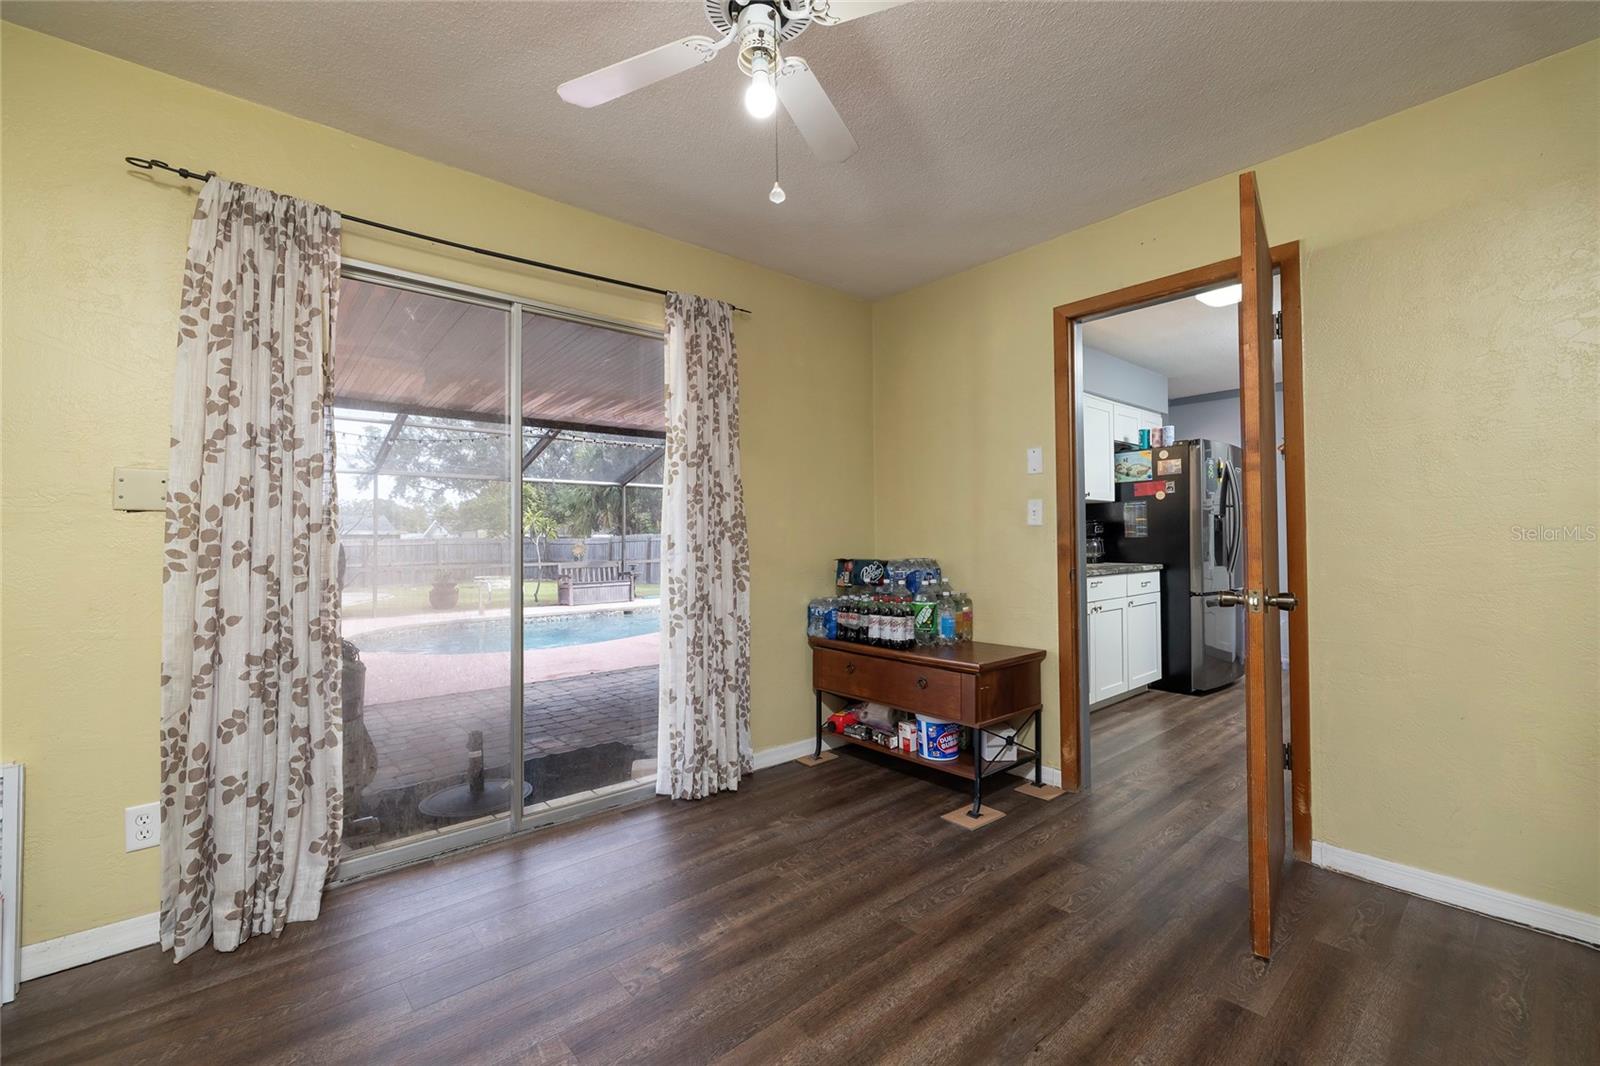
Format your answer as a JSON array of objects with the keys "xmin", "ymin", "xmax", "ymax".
[
  {"xmin": 332, "ymin": 275, "xmax": 665, "ymax": 489},
  {"xmin": 334, "ymin": 276, "xmax": 666, "ymax": 437}
]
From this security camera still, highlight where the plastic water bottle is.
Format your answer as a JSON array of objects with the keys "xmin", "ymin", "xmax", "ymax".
[
  {"xmin": 937, "ymin": 589, "xmax": 959, "ymax": 646},
  {"xmin": 957, "ymin": 591, "xmax": 973, "ymax": 642}
]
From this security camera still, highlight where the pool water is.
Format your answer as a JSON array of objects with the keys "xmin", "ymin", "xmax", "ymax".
[{"xmin": 356, "ymin": 609, "xmax": 659, "ymax": 655}]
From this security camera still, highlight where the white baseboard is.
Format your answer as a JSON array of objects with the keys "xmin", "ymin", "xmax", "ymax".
[
  {"xmin": 20, "ymin": 911, "xmax": 160, "ymax": 982},
  {"xmin": 1009, "ymin": 762, "xmax": 1064, "ymax": 789},
  {"xmin": 753, "ymin": 738, "xmax": 820, "ymax": 770},
  {"xmin": 1311, "ymin": 841, "xmax": 1600, "ymax": 946}
]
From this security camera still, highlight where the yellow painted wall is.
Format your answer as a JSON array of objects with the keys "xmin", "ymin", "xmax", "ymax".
[
  {"xmin": 0, "ymin": 24, "xmax": 872, "ymax": 945},
  {"xmin": 3, "ymin": 20, "xmax": 1596, "ymax": 947},
  {"xmin": 872, "ymin": 42, "xmax": 1599, "ymax": 915}
]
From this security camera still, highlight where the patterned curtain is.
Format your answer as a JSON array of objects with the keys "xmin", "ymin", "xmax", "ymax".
[
  {"xmin": 160, "ymin": 179, "xmax": 343, "ymax": 962},
  {"xmin": 656, "ymin": 294, "xmax": 753, "ymax": 799}
]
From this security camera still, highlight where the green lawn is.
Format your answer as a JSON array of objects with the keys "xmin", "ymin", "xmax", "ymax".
[{"xmin": 343, "ymin": 580, "xmax": 660, "ymax": 618}]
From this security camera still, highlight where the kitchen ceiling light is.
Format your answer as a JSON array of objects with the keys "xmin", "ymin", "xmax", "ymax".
[{"xmin": 1195, "ymin": 284, "xmax": 1243, "ymax": 307}]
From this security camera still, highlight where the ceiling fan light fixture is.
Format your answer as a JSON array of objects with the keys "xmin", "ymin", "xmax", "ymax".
[{"xmin": 744, "ymin": 56, "xmax": 778, "ymax": 118}]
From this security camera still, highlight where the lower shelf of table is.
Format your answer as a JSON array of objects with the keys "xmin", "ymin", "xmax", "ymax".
[{"xmin": 824, "ymin": 730, "xmax": 1032, "ymax": 781}]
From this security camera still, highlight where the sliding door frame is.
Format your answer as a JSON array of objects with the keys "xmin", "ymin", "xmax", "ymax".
[
  {"xmin": 332, "ymin": 259, "xmax": 663, "ymax": 884},
  {"xmin": 1050, "ymin": 244, "xmax": 1312, "ymax": 859}
]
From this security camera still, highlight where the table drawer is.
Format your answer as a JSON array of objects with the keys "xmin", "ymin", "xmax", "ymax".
[
  {"xmin": 1086, "ymin": 574, "xmax": 1127, "ymax": 601},
  {"xmin": 813, "ymin": 648, "xmax": 963, "ymax": 719},
  {"xmin": 1126, "ymin": 571, "xmax": 1161, "ymax": 596}
]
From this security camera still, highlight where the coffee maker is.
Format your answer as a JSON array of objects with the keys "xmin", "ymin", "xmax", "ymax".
[{"xmin": 1085, "ymin": 519, "xmax": 1105, "ymax": 563}]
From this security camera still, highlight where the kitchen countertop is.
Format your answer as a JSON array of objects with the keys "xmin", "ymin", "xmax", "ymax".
[{"xmin": 1085, "ymin": 562, "xmax": 1165, "ymax": 575}]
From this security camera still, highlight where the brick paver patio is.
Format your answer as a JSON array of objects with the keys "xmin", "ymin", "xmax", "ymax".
[{"xmin": 347, "ymin": 665, "xmax": 657, "ymax": 847}]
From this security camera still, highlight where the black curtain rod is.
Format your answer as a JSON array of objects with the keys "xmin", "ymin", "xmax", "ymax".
[{"xmin": 124, "ymin": 156, "xmax": 752, "ymax": 315}]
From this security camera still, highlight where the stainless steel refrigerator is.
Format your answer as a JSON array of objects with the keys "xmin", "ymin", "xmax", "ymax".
[{"xmin": 1088, "ymin": 438, "xmax": 1244, "ymax": 694}]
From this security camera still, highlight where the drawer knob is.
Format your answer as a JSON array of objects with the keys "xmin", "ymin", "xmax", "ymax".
[
  {"xmin": 916, "ymin": 677, "xmax": 928, "ymax": 689},
  {"xmin": 845, "ymin": 662, "xmax": 855, "ymax": 674}
]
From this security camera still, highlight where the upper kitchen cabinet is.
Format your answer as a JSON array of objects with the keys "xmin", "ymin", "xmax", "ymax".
[
  {"xmin": 1082, "ymin": 393, "xmax": 1164, "ymax": 502},
  {"xmin": 1112, "ymin": 404, "xmax": 1164, "ymax": 445},
  {"xmin": 1082, "ymin": 394, "xmax": 1116, "ymax": 502}
]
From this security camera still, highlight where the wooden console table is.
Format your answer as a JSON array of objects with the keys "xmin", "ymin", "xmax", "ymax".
[{"xmin": 808, "ymin": 637, "xmax": 1049, "ymax": 822}]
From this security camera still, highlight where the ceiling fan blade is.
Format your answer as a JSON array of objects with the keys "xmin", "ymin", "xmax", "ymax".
[
  {"xmin": 777, "ymin": 57, "xmax": 858, "ymax": 163},
  {"xmin": 811, "ymin": 1, "xmax": 909, "ymax": 25},
  {"xmin": 558, "ymin": 36, "xmax": 721, "ymax": 107}
]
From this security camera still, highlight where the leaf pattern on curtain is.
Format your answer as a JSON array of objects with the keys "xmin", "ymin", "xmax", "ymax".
[
  {"xmin": 656, "ymin": 293, "xmax": 753, "ymax": 800},
  {"xmin": 160, "ymin": 179, "xmax": 343, "ymax": 962}
]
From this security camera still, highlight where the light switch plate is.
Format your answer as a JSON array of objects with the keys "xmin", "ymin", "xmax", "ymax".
[
  {"xmin": 1027, "ymin": 498, "xmax": 1044, "ymax": 526},
  {"xmin": 1026, "ymin": 446, "xmax": 1044, "ymax": 475},
  {"xmin": 112, "ymin": 467, "xmax": 168, "ymax": 512}
]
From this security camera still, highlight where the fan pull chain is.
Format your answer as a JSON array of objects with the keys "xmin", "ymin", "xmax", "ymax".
[{"xmin": 770, "ymin": 107, "xmax": 787, "ymax": 204}]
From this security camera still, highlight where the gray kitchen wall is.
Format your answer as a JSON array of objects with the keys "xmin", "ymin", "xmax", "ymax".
[{"xmin": 1083, "ymin": 346, "xmax": 1169, "ymax": 413}]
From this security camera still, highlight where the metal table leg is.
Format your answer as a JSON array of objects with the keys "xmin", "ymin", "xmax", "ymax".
[
  {"xmin": 814, "ymin": 690, "xmax": 823, "ymax": 760},
  {"xmin": 1033, "ymin": 708, "xmax": 1043, "ymax": 787}
]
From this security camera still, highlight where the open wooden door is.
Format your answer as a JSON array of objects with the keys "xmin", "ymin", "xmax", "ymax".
[{"xmin": 1237, "ymin": 171, "xmax": 1295, "ymax": 958}]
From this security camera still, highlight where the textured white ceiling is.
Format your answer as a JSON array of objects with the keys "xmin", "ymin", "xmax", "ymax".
[
  {"xmin": 6, "ymin": 2, "xmax": 1596, "ymax": 299},
  {"xmin": 1084, "ymin": 275, "xmax": 1283, "ymax": 398}
]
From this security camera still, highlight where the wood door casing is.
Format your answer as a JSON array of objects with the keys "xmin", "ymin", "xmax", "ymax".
[
  {"xmin": 1051, "ymin": 238, "xmax": 1310, "ymax": 859},
  {"xmin": 1238, "ymin": 171, "xmax": 1287, "ymax": 959}
]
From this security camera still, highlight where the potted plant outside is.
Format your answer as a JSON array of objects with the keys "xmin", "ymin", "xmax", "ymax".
[{"xmin": 429, "ymin": 569, "xmax": 462, "ymax": 610}]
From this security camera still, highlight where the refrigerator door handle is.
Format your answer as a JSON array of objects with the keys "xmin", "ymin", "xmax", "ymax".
[{"xmin": 1224, "ymin": 461, "xmax": 1243, "ymax": 574}]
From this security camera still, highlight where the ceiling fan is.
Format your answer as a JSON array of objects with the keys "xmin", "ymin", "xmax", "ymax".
[{"xmin": 557, "ymin": 1, "xmax": 907, "ymax": 165}]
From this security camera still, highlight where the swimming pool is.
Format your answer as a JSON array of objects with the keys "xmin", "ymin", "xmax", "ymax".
[{"xmin": 355, "ymin": 608, "xmax": 659, "ymax": 655}]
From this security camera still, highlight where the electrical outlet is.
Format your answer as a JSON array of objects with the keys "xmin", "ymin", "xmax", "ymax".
[
  {"xmin": 1027, "ymin": 498, "xmax": 1044, "ymax": 526},
  {"xmin": 125, "ymin": 802, "xmax": 159, "ymax": 852},
  {"xmin": 1026, "ymin": 446, "xmax": 1044, "ymax": 475}
]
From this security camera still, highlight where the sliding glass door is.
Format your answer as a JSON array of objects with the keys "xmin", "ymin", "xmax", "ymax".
[
  {"xmin": 519, "ymin": 310, "xmax": 665, "ymax": 811},
  {"xmin": 331, "ymin": 264, "xmax": 664, "ymax": 872}
]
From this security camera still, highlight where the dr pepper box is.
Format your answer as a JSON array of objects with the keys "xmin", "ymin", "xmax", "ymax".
[{"xmin": 835, "ymin": 559, "xmax": 888, "ymax": 588}]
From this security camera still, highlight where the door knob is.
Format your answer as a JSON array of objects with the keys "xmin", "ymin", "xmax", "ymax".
[
  {"xmin": 1265, "ymin": 592, "xmax": 1299, "ymax": 611},
  {"xmin": 1208, "ymin": 591, "xmax": 1245, "ymax": 608}
]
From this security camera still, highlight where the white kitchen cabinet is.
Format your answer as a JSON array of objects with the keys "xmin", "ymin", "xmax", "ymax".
[
  {"xmin": 1086, "ymin": 573, "xmax": 1164, "ymax": 704},
  {"xmin": 1110, "ymin": 400, "xmax": 1165, "ymax": 445},
  {"xmin": 1124, "ymin": 593, "xmax": 1163, "ymax": 688},
  {"xmin": 1111, "ymin": 405, "xmax": 1143, "ymax": 447},
  {"xmin": 1081, "ymin": 395, "xmax": 1116, "ymax": 503},
  {"xmin": 1084, "ymin": 394, "xmax": 1164, "ymax": 501},
  {"xmin": 1087, "ymin": 598, "xmax": 1127, "ymax": 703}
]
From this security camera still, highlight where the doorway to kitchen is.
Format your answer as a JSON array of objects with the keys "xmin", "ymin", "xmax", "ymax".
[{"xmin": 1050, "ymin": 238, "xmax": 1311, "ymax": 860}]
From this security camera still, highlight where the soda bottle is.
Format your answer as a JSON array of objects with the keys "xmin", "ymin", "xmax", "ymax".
[
  {"xmin": 913, "ymin": 578, "xmax": 940, "ymax": 646},
  {"xmin": 957, "ymin": 591, "xmax": 973, "ymax": 642},
  {"xmin": 897, "ymin": 582, "xmax": 915, "ymax": 649}
]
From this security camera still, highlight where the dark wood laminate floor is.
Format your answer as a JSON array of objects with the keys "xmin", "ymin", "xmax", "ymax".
[{"xmin": 4, "ymin": 684, "xmax": 1596, "ymax": 1065}]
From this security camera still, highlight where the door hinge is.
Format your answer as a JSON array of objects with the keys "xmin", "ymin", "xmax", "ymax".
[
  {"xmin": 1273, "ymin": 310, "xmax": 1283, "ymax": 340},
  {"xmin": 1283, "ymin": 742, "xmax": 1292, "ymax": 770}
]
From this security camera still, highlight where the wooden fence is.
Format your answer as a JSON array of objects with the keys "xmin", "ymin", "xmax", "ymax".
[{"xmin": 340, "ymin": 534, "xmax": 662, "ymax": 592}]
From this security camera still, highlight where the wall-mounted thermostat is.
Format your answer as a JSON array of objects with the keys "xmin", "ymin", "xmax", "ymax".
[{"xmin": 112, "ymin": 467, "xmax": 168, "ymax": 512}]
